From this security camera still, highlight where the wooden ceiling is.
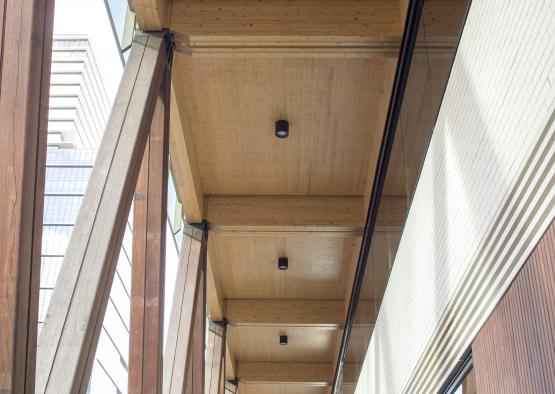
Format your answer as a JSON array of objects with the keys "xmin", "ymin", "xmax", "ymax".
[
  {"xmin": 129, "ymin": 0, "xmax": 467, "ymax": 392},
  {"xmin": 172, "ymin": 55, "xmax": 394, "ymax": 196},
  {"xmin": 208, "ymin": 234, "xmax": 359, "ymax": 299}
]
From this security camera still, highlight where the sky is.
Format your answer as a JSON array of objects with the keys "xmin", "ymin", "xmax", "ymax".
[{"xmin": 54, "ymin": 0, "xmax": 124, "ymax": 101}]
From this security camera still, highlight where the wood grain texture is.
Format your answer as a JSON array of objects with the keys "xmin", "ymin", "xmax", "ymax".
[
  {"xmin": 161, "ymin": 1, "xmax": 469, "ymax": 391},
  {"xmin": 190, "ymin": 260, "xmax": 206, "ymax": 394},
  {"xmin": 129, "ymin": 70, "xmax": 170, "ymax": 394},
  {"xmin": 36, "ymin": 34, "xmax": 167, "ymax": 394},
  {"xmin": 238, "ymin": 385, "xmax": 330, "ymax": 394},
  {"xmin": 170, "ymin": 0, "xmax": 402, "ymax": 38},
  {"xmin": 472, "ymin": 220, "xmax": 555, "ymax": 394},
  {"xmin": 209, "ymin": 233, "xmax": 360, "ymax": 300},
  {"xmin": 0, "ymin": 0, "xmax": 54, "ymax": 392},
  {"xmin": 205, "ymin": 326, "xmax": 226, "ymax": 394},
  {"xmin": 173, "ymin": 35, "xmax": 401, "ymax": 58},
  {"xmin": 163, "ymin": 230, "xmax": 203, "ymax": 394},
  {"xmin": 225, "ymin": 342, "xmax": 236, "ymax": 380},
  {"xmin": 237, "ymin": 362, "xmax": 333, "ymax": 386},
  {"xmin": 238, "ymin": 362, "xmax": 332, "ymax": 385},
  {"xmin": 207, "ymin": 256, "xmax": 225, "ymax": 320},
  {"xmin": 207, "ymin": 196, "xmax": 364, "ymax": 235},
  {"xmin": 131, "ymin": 0, "xmax": 169, "ymax": 30},
  {"xmin": 226, "ymin": 299, "xmax": 344, "ymax": 327},
  {"xmin": 228, "ymin": 326, "xmax": 337, "ymax": 363},
  {"xmin": 169, "ymin": 83, "xmax": 204, "ymax": 222},
  {"xmin": 173, "ymin": 54, "xmax": 396, "ymax": 196}
]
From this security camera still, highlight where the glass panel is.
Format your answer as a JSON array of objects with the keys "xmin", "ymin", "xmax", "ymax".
[
  {"xmin": 104, "ymin": 0, "xmax": 136, "ymax": 57},
  {"xmin": 41, "ymin": 26, "xmax": 129, "ymax": 393},
  {"xmin": 454, "ymin": 368, "xmax": 477, "ymax": 394},
  {"xmin": 335, "ymin": 1, "xmax": 471, "ymax": 392}
]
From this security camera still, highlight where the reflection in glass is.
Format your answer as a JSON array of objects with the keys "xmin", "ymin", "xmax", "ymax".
[
  {"xmin": 455, "ymin": 368, "xmax": 477, "ymax": 394},
  {"xmin": 335, "ymin": 1, "xmax": 471, "ymax": 393},
  {"xmin": 104, "ymin": 0, "xmax": 136, "ymax": 63}
]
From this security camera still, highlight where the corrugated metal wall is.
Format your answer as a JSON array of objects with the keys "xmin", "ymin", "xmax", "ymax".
[
  {"xmin": 354, "ymin": 0, "xmax": 555, "ymax": 392},
  {"xmin": 472, "ymin": 220, "xmax": 555, "ymax": 394}
]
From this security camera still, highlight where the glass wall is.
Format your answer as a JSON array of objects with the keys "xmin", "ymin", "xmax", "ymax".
[
  {"xmin": 454, "ymin": 368, "xmax": 477, "ymax": 394},
  {"xmin": 103, "ymin": 0, "xmax": 136, "ymax": 63},
  {"xmin": 40, "ymin": 147, "xmax": 133, "ymax": 393},
  {"xmin": 334, "ymin": 1, "xmax": 471, "ymax": 392},
  {"xmin": 40, "ymin": 32, "xmax": 181, "ymax": 394}
]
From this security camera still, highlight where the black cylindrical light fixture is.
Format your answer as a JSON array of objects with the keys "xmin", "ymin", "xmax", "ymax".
[
  {"xmin": 275, "ymin": 119, "xmax": 289, "ymax": 138},
  {"xmin": 280, "ymin": 335, "xmax": 288, "ymax": 346},
  {"xmin": 278, "ymin": 257, "xmax": 288, "ymax": 270}
]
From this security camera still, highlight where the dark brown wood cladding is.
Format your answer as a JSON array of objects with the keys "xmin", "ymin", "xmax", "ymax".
[
  {"xmin": 472, "ymin": 219, "xmax": 555, "ymax": 394},
  {"xmin": 0, "ymin": 0, "xmax": 54, "ymax": 392},
  {"xmin": 129, "ymin": 70, "xmax": 170, "ymax": 394}
]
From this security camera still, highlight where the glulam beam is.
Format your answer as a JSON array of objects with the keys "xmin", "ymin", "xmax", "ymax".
[
  {"xmin": 169, "ymin": 81, "xmax": 204, "ymax": 222},
  {"xmin": 207, "ymin": 195, "xmax": 406, "ymax": 235},
  {"xmin": 163, "ymin": 226, "xmax": 207, "ymax": 394},
  {"xmin": 207, "ymin": 257, "xmax": 225, "ymax": 320},
  {"xmin": 206, "ymin": 322, "xmax": 227, "ymax": 394},
  {"xmin": 226, "ymin": 299, "xmax": 376, "ymax": 329},
  {"xmin": 207, "ymin": 196, "xmax": 363, "ymax": 235},
  {"xmin": 128, "ymin": 68, "xmax": 170, "ymax": 394},
  {"xmin": 225, "ymin": 342, "xmax": 237, "ymax": 380},
  {"xmin": 226, "ymin": 300, "xmax": 344, "ymax": 327},
  {"xmin": 0, "ymin": 0, "xmax": 54, "ymax": 392},
  {"xmin": 237, "ymin": 363, "xmax": 357, "ymax": 386},
  {"xmin": 36, "ymin": 33, "xmax": 169, "ymax": 394},
  {"xmin": 173, "ymin": 34, "xmax": 401, "ymax": 58},
  {"xmin": 170, "ymin": 1, "xmax": 403, "ymax": 38},
  {"xmin": 130, "ymin": 0, "xmax": 169, "ymax": 30},
  {"xmin": 238, "ymin": 362, "xmax": 332, "ymax": 386}
]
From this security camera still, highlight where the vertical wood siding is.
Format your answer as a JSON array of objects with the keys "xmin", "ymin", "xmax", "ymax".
[{"xmin": 472, "ymin": 221, "xmax": 555, "ymax": 394}]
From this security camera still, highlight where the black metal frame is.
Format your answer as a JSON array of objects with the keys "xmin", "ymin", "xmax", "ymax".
[
  {"xmin": 330, "ymin": 0, "xmax": 425, "ymax": 391},
  {"xmin": 438, "ymin": 349, "xmax": 473, "ymax": 394},
  {"xmin": 102, "ymin": 0, "xmax": 136, "ymax": 65}
]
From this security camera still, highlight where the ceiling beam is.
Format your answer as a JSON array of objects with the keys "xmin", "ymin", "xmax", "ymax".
[
  {"xmin": 130, "ymin": 0, "xmax": 169, "ymax": 30},
  {"xmin": 205, "ymin": 253, "xmax": 237, "ymax": 379},
  {"xmin": 170, "ymin": 1, "xmax": 403, "ymax": 39},
  {"xmin": 237, "ymin": 363, "xmax": 358, "ymax": 386},
  {"xmin": 173, "ymin": 34, "xmax": 401, "ymax": 58},
  {"xmin": 207, "ymin": 196, "xmax": 362, "ymax": 235},
  {"xmin": 207, "ymin": 195, "xmax": 406, "ymax": 235},
  {"xmin": 173, "ymin": 34, "xmax": 455, "ymax": 58},
  {"xmin": 238, "ymin": 362, "xmax": 332, "ymax": 386},
  {"xmin": 207, "ymin": 256, "xmax": 225, "ymax": 320},
  {"xmin": 226, "ymin": 299, "xmax": 344, "ymax": 327},
  {"xmin": 169, "ymin": 76, "xmax": 204, "ymax": 222},
  {"xmin": 225, "ymin": 342, "xmax": 237, "ymax": 379}
]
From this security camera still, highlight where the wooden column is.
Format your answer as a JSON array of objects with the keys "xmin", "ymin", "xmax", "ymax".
[
  {"xmin": 163, "ymin": 225, "xmax": 208, "ymax": 394},
  {"xmin": 190, "ymin": 261, "xmax": 206, "ymax": 394},
  {"xmin": 0, "ymin": 0, "xmax": 54, "ymax": 392},
  {"xmin": 472, "ymin": 220, "xmax": 555, "ymax": 393},
  {"xmin": 205, "ymin": 321, "xmax": 226, "ymax": 394},
  {"xmin": 128, "ymin": 65, "xmax": 171, "ymax": 393},
  {"xmin": 36, "ymin": 33, "xmax": 170, "ymax": 394}
]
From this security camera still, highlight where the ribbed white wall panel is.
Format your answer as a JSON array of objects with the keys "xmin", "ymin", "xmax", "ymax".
[{"xmin": 355, "ymin": 1, "xmax": 555, "ymax": 393}]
